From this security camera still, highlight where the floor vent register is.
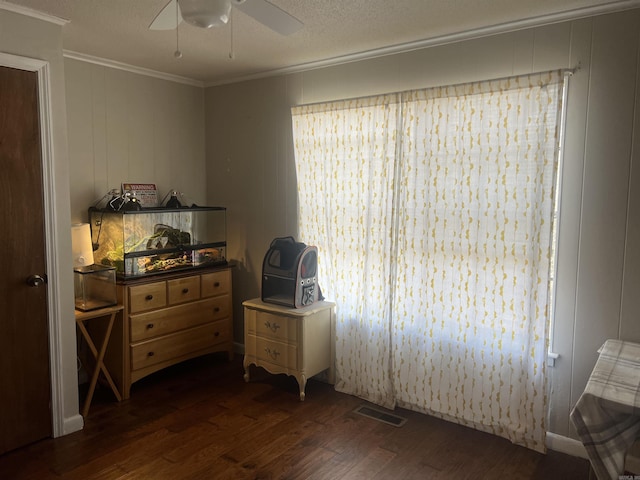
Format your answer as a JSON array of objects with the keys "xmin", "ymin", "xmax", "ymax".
[{"xmin": 353, "ymin": 405, "xmax": 408, "ymax": 427}]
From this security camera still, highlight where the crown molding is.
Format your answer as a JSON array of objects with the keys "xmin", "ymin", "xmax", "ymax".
[
  {"xmin": 204, "ymin": 0, "xmax": 640, "ymax": 87},
  {"xmin": 32, "ymin": 0, "xmax": 640, "ymax": 88},
  {"xmin": 0, "ymin": 0, "xmax": 68, "ymax": 25},
  {"xmin": 63, "ymin": 50, "xmax": 205, "ymax": 88}
]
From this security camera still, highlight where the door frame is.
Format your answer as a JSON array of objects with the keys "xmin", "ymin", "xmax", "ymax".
[{"xmin": 0, "ymin": 51, "xmax": 66, "ymax": 437}]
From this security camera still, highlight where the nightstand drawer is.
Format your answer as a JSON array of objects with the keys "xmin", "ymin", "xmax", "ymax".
[
  {"xmin": 253, "ymin": 336, "xmax": 298, "ymax": 370},
  {"xmin": 129, "ymin": 281, "xmax": 167, "ymax": 313},
  {"xmin": 168, "ymin": 275, "xmax": 200, "ymax": 305},
  {"xmin": 252, "ymin": 311, "xmax": 297, "ymax": 343},
  {"xmin": 131, "ymin": 321, "xmax": 231, "ymax": 371},
  {"xmin": 130, "ymin": 297, "xmax": 225, "ymax": 341},
  {"xmin": 201, "ymin": 270, "xmax": 231, "ymax": 298}
]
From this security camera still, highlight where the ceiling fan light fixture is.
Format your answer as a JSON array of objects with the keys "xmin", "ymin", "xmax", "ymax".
[{"xmin": 178, "ymin": 0, "xmax": 232, "ymax": 28}]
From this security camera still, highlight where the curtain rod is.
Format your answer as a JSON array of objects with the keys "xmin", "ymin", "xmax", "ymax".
[{"xmin": 293, "ymin": 66, "xmax": 579, "ymax": 110}]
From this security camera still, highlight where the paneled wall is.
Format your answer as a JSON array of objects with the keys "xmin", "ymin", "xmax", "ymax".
[
  {"xmin": 204, "ymin": 9, "xmax": 640, "ymax": 440},
  {"xmin": 65, "ymin": 59, "xmax": 206, "ymax": 222}
]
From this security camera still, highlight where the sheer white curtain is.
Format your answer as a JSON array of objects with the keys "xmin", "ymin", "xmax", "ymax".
[
  {"xmin": 292, "ymin": 95, "xmax": 401, "ymax": 406},
  {"xmin": 292, "ymin": 71, "xmax": 565, "ymax": 451}
]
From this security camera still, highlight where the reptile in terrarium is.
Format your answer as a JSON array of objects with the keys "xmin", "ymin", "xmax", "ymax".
[{"xmin": 145, "ymin": 224, "xmax": 191, "ymax": 250}]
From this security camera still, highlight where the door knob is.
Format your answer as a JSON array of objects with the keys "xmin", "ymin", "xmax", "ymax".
[{"xmin": 26, "ymin": 274, "xmax": 47, "ymax": 287}]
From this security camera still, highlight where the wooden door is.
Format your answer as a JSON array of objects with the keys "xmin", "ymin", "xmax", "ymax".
[{"xmin": 0, "ymin": 65, "xmax": 52, "ymax": 454}]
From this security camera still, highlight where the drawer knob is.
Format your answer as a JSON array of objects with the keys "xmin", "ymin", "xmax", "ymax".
[
  {"xmin": 264, "ymin": 321, "xmax": 280, "ymax": 333},
  {"xmin": 214, "ymin": 307, "xmax": 220, "ymax": 313},
  {"xmin": 264, "ymin": 347, "xmax": 280, "ymax": 360},
  {"xmin": 182, "ymin": 288, "xmax": 189, "ymax": 294},
  {"xmin": 147, "ymin": 323, "xmax": 154, "ymax": 329},
  {"xmin": 147, "ymin": 351, "xmax": 155, "ymax": 357},
  {"xmin": 145, "ymin": 294, "xmax": 153, "ymax": 301},
  {"xmin": 213, "ymin": 282, "xmax": 220, "ymax": 287},
  {"xmin": 214, "ymin": 331, "xmax": 220, "ymax": 337}
]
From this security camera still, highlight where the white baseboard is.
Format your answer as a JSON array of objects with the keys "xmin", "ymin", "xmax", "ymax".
[
  {"xmin": 545, "ymin": 432, "xmax": 588, "ymax": 459},
  {"xmin": 60, "ymin": 413, "xmax": 84, "ymax": 437},
  {"xmin": 546, "ymin": 432, "xmax": 640, "ymax": 473}
]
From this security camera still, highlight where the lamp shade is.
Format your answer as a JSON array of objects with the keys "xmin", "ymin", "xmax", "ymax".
[{"xmin": 71, "ymin": 223, "xmax": 94, "ymax": 268}]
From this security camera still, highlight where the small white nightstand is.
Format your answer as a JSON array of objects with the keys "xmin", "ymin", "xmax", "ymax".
[{"xmin": 242, "ymin": 298, "xmax": 335, "ymax": 400}]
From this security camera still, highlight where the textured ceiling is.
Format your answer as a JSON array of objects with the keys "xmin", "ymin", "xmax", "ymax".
[{"xmin": 2, "ymin": 0, "xmax": 638, "ymax": 85}]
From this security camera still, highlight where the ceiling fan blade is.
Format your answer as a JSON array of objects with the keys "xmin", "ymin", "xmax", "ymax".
[
  {"xmin": 149, "ymin": 0, "xmax": 183, "ymax": 30},
  {"xmin": 235, "ymin": 0, "xmax": 303, "ymax": 36}
]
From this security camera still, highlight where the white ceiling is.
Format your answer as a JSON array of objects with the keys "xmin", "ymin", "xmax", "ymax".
[{"xmin": 3, "ymin": 0, "xmax": 639, "ymax": 85}]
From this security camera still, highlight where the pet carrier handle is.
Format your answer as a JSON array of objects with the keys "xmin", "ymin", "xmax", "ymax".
[{"xmin": 270, "ymin": 236, "xmax": 297, "ymax": 247}]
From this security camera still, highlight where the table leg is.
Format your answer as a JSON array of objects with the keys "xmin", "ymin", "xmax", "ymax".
[
  {"xmin": 78, "ymin": 312, "xmax": 118, "ymax": 417},
  {"xmin": 243, "ymin": 357, "xmax": 251, "ymax": 383},
  {"xmin": 297, "ymin": 374, "xmax": 307, "ymax": 402}
]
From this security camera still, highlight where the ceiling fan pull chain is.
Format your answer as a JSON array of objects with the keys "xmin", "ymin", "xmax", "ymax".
[
  {"xmin": 174, "ymin": 0, "xmax": 183, "ymax": 58},
  {"xmin": 229, "ymin": 8, "xmax": 235, "ymax": 60}
]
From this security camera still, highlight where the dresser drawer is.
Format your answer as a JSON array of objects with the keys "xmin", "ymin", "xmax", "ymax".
[
  {"xmin": 250, "ymin": 311, "xmax": 297, "ymax": 344},
  {"xmin": 129, "ymin": 281, "xmax": 167, "ymax": 313},
  {"xmin": 208, "ymin": 294, "xmax": 231, "ymax": 321},
  {"xmin": 201, "ymin": 270, "xmax": 231, "ymax": 298},
  {"xmin": 130, "ymin": 297, "xmax": 228, "ymax": 342},
  {"xmin": 251, "ymin": 336, "xmax": 298, "ymax": 370},
  {"xmin": 131, "ymin": 320, "xmax": 231, "ymax": 371},
  {"xmin": 168, "ymin": 275, "xmax": 200, "ymax": 305}
]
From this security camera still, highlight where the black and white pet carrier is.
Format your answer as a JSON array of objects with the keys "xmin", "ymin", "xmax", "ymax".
[{"xmin": 261, "ymin": 236, "xmax": 318, "ymax": 308}]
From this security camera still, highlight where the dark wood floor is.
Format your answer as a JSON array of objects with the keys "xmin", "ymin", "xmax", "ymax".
[{"xmin": 0, "ymin": 353, "xmax": 589, "ymax": 479}]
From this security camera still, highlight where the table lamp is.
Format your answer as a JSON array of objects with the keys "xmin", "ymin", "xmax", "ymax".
[{"xmin": 71, "ymin": 223, "xmax": 94, "ymax": 268}]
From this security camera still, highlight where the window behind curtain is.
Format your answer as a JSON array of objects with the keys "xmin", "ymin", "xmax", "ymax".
[{"xmin": 292, "ymin": 71, "xmax": 566, "ymax": 451}]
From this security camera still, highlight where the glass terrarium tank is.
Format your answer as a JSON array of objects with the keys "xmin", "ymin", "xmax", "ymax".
[
  {"xmin": 74, "ymin": 264, "xmax": 117, "ymax": 311},
  {"xmin": 88, "ymin": 206, "xmax": 227, "ymax": 278}
]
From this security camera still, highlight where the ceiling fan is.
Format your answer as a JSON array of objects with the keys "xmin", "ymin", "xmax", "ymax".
[{"xmin": 149, "ymin": 0, "xmax": 303, "ymax": 36}]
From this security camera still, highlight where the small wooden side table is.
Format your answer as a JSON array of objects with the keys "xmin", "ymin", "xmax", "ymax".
[{"xmin": 75, "ymin": 304, "xmax": 124, "ymax": 417}]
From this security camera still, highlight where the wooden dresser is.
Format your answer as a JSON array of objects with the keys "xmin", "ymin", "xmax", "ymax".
[
  {"xmin": 100, "ymin": 265, "xmax": 233, "ymax": 399},
  {"xmin": 242, "ymin": 298, "xmax": 335, "ymax": 400}
]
